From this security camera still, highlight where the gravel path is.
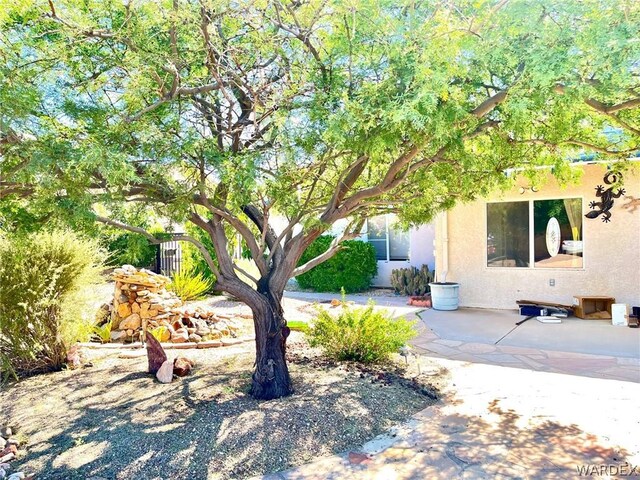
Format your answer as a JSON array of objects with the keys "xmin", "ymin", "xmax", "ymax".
[{"xmin": 0, "ymin": 334, "xmax": 443, "ymax": 480}]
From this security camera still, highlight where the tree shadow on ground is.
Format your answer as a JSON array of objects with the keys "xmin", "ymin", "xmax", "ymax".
[
  {"xmin": 356, "ymin": 398, "xmax": 634, "ymax": 480},
  {"xmin": 0, "ymin": 347, "xmax": 433, "ymax": 480}
]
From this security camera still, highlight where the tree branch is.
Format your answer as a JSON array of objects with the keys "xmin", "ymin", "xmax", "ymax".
[{"xmin": 291, "ymin": 219, "xmax": 364, "ymax": 277}]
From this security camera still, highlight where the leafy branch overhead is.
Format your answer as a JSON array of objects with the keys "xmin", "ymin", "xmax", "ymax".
[{"xmin": 1, "ymin": 0, "xmax": 638, "ymax": 398}]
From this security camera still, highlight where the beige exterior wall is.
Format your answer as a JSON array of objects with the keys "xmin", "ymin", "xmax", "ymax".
[{"xmin": 434, "ymin": 163, "xmax": 640, "ymax": 309}]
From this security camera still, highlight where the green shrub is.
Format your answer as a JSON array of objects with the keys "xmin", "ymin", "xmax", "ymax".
[
  {"xmin": 390, "ymin": 265, "xmax": 434, "ymax": 296},
  {"xmin": 168, "ymin": 267, "xmax": 214, "ymax": 301},
  {"xmin": 181, "ymin": 222, "xmax": 217, "ymax": 288},
  {"xmin": 105, "ymin": 232, "xmax": 157, "ymax": 268},
  {"xmin": 0, "ymin": 230, "xmax": 106, "ymax": 381},
  {"xmin": 287, "ymin": 320, "xmax": 310, "ymax": 333},
  {"xmin": 307, "ymin": 301, "xmax": 417, "ymax": 363},
  {"xmin": 296, "ymin": 236, "xmax": 377, "ymax": 293}
]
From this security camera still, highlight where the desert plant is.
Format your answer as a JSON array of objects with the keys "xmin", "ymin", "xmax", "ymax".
[
  {"xmin": 93, "ymin": 323, "xmax": 112, "ymax": 344},
  {"xmin": 390, "ymin": 265, "xmax": 434, "ymax": 296},
  {"xmin": 307, "ymin": 301, "xmax": 417, "ymax": 363},
  {"xmin": 0, "ymin": 230, "xmax": 106, "ymax": 381},
  {"xmin": 296, "ymin": 236, "xmax": 377, "ymax": 293},
  {"xmin": 168, "ymin": 267, "xmax": 214, "ymax": 301}
]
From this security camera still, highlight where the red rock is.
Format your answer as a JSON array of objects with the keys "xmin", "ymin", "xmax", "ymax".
[
  {"xmin": 348, "ymin": 452, "xmax": 372, "ymax": 465},
  {"xmin": 171, "ymin": 328, "xmax": 189, "ymax": 343},
  {"xmin": 173, "ymin": 356, "xmax": 194, "ymax": 377},
  {"xmin": 145, "ymin": 333, "xmax": 167, "ymax": 374},
  {"xmin": 0, "ymin": 445, "xmax": 17, "ymax": 456}
]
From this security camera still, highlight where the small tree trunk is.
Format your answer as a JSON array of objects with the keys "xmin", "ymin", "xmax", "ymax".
[{"xmin": 249, "ymin": 291, "xmax": 292, "ymax": 400}]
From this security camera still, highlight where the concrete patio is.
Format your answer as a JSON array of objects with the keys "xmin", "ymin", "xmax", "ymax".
[
  {"xmin": 418, "ymin": 307, "xmax": 639, "ymax": 358},
  {"xmin": 271, "ymin": 291, "xmax": 640, "ymax": 480}
]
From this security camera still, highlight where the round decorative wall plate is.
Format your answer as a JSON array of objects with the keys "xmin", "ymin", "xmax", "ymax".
[{"xmin": 546, "ymin": 217, "xmax": 561, "ymax": 257}]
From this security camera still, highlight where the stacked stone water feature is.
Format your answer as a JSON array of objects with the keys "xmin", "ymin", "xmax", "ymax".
[{"xmin": 109, "ymin": 265, "xmax": 240, "ymax": 344}]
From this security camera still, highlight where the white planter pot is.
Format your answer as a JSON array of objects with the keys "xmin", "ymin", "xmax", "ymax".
[{"xmin": 429, "ymin": 282, "xmax": 460, "ymax": 311}]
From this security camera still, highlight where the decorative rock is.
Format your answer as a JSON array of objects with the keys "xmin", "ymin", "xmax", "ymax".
[
  {"xmin": 348, "ymin": 452, "xmax": 372, "ymax": 465},
  {"xmin": 197, "ymin": 340, "xmax": 222, "ymax": 349},
  {"xmin": 0, "ymin": 454, "xmax": 14, "ymax": 464},
  {"xmin": 155, "ymin": 359, "xmax": 174, "ymax": 383},
  {"xmin": 188, "ymin": 333, "xmax": 202, "ymax": 343},
  {"xmin": 170, "ymin": 342, "xmax": 198, "ymax": 349},
  {"xmin": 195, "ymin": 328, "xmax": 210, "ymax": 337},
  {"xmin": 0, "ymin": 445, "xmax": 17, "ymax": 457},
  {"xmin": 0, "ymin": 438, "xmax": 6, "ymax": 450},
  {"xmin": 171, "ymin": 328, "xmax": 189, "ymax": 343},
  {"xmin": 0, "ymin": 429, "xmax": 11, "ymax": 438},
  {"xmin": 208, "ymin": 329, "xmax": 222, "ymax": 340},
  {"xmin": 5, "ymin": 439, "xmax": 17, "ymax": 447},
  {"xmin": 125, "ymin": 329, "xmax": 134, "ymax": 337},
  {"xmin": 146, "ymin": 333, "xmax": 167, "ymax": 374},
  {"xmin": 119, "ymin": 313, "xmax": 141, "ymax": 331},
  {"xmin": 117, "ymin": 303, "xmax": 132, "ymax": 318},
  {"xmin": 173, "ymin": 357, "xmax": 195, "ymax": 377},
  {"xmin": 110, "ymin": 330, "xmax": 126, "ymax": 341},
  {"xmin": 131, "ymin": 302, "xmax": 140, "ymax": 314},
  {"xmin": 8, "ymin": 472, "xmax": 26, "ymax": 480}
]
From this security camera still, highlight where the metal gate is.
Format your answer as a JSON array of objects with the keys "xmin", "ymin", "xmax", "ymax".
[{"xmin": 154, "ymin": 234, "xmax": 184, "ymax": 276}]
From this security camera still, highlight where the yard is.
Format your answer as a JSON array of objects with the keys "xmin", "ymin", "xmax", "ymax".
[
  {"xmin": 0, "ymin": 294, "xmax": 444, "ymax": 480},
  {"xmin": 1, "ymin": 0, "xmax": 639, "ymax": 479}
]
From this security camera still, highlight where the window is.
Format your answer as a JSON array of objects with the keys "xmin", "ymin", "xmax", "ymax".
[
  {"xmin": 487, "ymin": 201, "xmax": 530, "ymax": 267},
  {"xmin": 487, "ymin": 198, "xmax": 583, "ymax": 269},
  {"xmin": 367, "ymin": 214, "xmax": 410, "ymax": 261}
]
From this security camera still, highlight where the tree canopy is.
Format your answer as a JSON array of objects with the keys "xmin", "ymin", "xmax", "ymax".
[{"xmin": 1, "ymin": 0, "xmax": 639, "ymax": 398}]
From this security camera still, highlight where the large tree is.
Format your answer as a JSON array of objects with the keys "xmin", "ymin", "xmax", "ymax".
[{"xmin": 1, "ymin": 0, "xmax": 638, "ymax": 398}]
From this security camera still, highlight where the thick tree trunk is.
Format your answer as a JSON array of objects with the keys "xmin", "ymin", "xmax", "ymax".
[{"xmin": 248, "ymin": 288, "xmax": 292, "ymax": 400}]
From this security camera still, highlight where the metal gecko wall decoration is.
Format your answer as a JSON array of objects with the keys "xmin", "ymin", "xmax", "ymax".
[{"xmin": 585, "ymin": 171, "xmax": 625, "ymax": 223}]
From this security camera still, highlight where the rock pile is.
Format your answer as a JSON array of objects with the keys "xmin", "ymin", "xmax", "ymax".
[
  {"xmin": 0, "ymin": 426, "xmax": 31, "ymax": 480},
  {"xmin": 101, "ymin": 265, "xmax": 241, "ymax": 345}
]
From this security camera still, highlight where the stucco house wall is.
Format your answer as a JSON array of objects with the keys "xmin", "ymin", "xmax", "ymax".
[
  {"xmin": 371, "ymin": 223, "xmax": 436, "ymax": 287},
  {"xmin": 434, "ymin": 163, "xmax": 640, "ymax": 309}
]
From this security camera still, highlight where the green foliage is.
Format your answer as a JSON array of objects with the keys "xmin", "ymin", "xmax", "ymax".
[
  {"xmin": 0, "ymin": 230, "xmax": 106, "ymax": 381},
  {"xmin": 106, "ymin": 232, "xmax": 157, "ymax": 268},
  {"xmin": 181, "ymin": 222, "xmax": 217, "ymax": 288},
  {"xmin": 168, "ymin": 267, "xmax": 214, "ymax": 301},
  {"xmin": 390, "ymin": 265, "xmax": 434, "ymax": 296},
  {"xmin": 307, "ymin": 301, "xmax": 418, "ymax": 363},
  {"xmin": 296, "ymin": 236, "xmax": 377, "ymax": 293},
  {"xmin": 286, "ymin": 320, "xmax": 310, "ymax": 333},
  {"xmin": 93, "ymin": 322, "xmax": 112, "ymax": 344}
]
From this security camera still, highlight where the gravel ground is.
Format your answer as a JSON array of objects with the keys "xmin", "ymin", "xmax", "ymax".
[{"xmin": 0, "ymin": 333, "xmax": 444, "ymax": 480}]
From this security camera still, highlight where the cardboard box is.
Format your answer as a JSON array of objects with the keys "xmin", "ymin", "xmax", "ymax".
[{"xmin": 572, "ymin": 296, "xmax": 615, "ymax": 320}]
